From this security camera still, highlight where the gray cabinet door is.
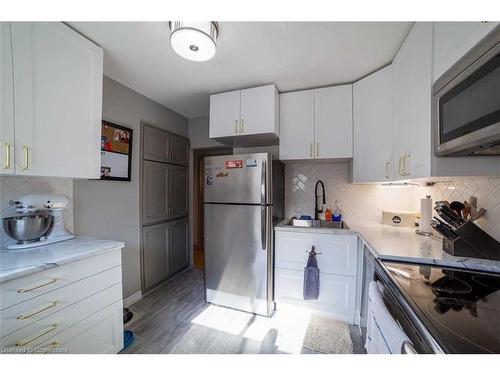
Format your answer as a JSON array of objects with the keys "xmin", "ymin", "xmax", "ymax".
[
  {"xmin": 142, "ymin": 222, "xmax": 170, "ymax": 290},
  {"xmin": 169, "ymin": 165, "xmax": 188, "ymax": 219},
  {"xmin": 170, "ymin": 217, "xmax": 189, "ymax": 274},
  {"xmin": 143, "ymin": 125, "xmax": 171, "ymax": 163},
  {"xmin": 170, "ymin": 135, "xmax": 189, "ymax": 166},
  {"xmin": 142, "ymin": 160, "xmax": 170, "ymax": 225}
]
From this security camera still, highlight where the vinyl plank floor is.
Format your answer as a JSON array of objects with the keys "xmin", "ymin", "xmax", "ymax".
[{"xmin": 121, "ymin": 268, "xmax": 366, "ymax": 354}]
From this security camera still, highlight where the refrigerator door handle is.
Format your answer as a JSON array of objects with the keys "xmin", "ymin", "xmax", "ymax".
[
  {"xmin": 261, "ymin": 159, "xmax": 267, "ymax": 250},
  {"xmin": 261, "ymin": 206, "xmax": 267, "ymax": 250}
]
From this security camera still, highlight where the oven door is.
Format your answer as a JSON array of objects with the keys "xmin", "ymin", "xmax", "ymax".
[{"xmin": 433, "ymin": 27, "xmax": 500, "ymax": 156}]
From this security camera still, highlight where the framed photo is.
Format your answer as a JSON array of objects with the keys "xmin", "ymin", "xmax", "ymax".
[{"xmin": 100, "ymin": 121, "xmax": 133, "ymax": 181}]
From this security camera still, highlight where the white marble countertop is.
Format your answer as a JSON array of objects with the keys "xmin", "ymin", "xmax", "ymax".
[
  {"xmin": 275, "ymin": 218, "xmax": 500, "ymax": 273},
  {"xmin": 0, "ymin": 236, "xmax": 125, "ymax": 283}
]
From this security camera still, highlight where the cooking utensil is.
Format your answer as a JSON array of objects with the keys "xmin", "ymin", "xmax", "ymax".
[
  {"xmin": 2, "ymin": 214, "xmax": 54, "ymax": 244},
  {"xmin": 450, "ymin": 201, "xmax": 466, "ymax": 218}
]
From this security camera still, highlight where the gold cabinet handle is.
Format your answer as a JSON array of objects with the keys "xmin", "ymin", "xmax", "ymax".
[
  {"xmin": 240, "ymin": 119, "xmax": 244, "ymax": 134},
  {"xmin": 17, "ymin": 300, "xmax": 59, "ymax": 320},
  {"xmin": 316, "ymin": 142, "xmax": 319, "ymax": 157},
  {"xmin": 16, "ymin": 324, "xmax": 57, "ymax": 347},
  {"xmin": 22, "ymin": 145, "xmax": 30, "ymax": 170},
  {"xmin": 17, "ymin": 278, "xmax": 59, "ymax": 293},
  {"xmin": 385, "ymin": 161, "xmax": 391, "ymax": 180},
  {"xmin": 234, "ymin": 120, "xmax": 239, "ymax": 134},
  {"xmin": 3, "ymin": 142, "xmax": 11, "ymax": 170},
  {"xmin": 403, "ymin": 154, "xmax": 411, "ymax": 176},
  {"xmin": 41, "ymin": 341, "xmax": 60, "ymax": 354}
]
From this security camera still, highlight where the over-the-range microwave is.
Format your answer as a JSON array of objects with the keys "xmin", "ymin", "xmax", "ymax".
[{"xmin": 433, "ymin": 25, "xmax": 500, "ymax": 156}]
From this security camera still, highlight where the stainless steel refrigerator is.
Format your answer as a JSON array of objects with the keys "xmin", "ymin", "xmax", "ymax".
[{"xmin": 204, "ymin": 153, "xmax": 284, "ymax": 316}]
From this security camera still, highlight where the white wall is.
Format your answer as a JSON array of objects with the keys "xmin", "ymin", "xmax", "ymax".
[
  {"xmin": 188, "ymin": 116, "xmax": 224, "ymax": 149},
  {"xmin": 73, "ymin": 76, "xmax": 188, "ymax": 299}
]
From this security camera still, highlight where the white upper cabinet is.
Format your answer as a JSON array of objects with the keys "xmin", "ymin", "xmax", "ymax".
[
  {"xmin": 314, "ymin": 85, "xmax": 353, "ymax": 159},
  {"xmin": 352, "ymin": 65, "xmax": 393, "ymax": 183},
  {"xmin": 0, "ymin": 23, "xmax": 15, "ymax": 175},
  {"xmin": 391, "ymin": 29, "xmax": 412, "ymax": 180},
  {"xmin": 209, "ymin": 84, "xmax": 279, "ymax": 141},
  {"xmin": 280, "ymin": 85, "xmax": 353, "ymax": 161},
  {"xmin": 391, "ymin": 22, "xmax": 433, "ymax": 180},
  {"xmin": 433, "ymin": 22, "xmax": 499, "ymax": 82},
  {"xmin": 279, "ymin": 90, "xmax": 315, "ymax": 160},
  {"xmin": 10, "ymin": 22, "xmax": 103, "ymax": 178},
  {"xmin": 209, "ymin": 89, "xmax": 240, "ymax": 138},
  {"xmin": 408, "ymin": 22, "xmax": 433, "ymax": 179},
  {"xmin": 240, "ymin": 85, "xmax": 279, "ymax": 136}
]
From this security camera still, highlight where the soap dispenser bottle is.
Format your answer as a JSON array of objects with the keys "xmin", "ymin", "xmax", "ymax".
[{"xmin": 332, "ymin": 200, "xmax": 342, "ymax": 222}]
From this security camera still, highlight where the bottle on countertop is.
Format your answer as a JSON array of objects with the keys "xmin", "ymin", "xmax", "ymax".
[
  {"xmin": 332, "ymin": 200, "xmax": 342, "ymax": 222},
  {"xmin": 325, "ymin": 206, "xmax": 332, "ymax": 221}
]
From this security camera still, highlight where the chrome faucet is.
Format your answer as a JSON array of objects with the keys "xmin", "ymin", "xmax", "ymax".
[{"xmin": 314, "ymin": 180, "xmax": 326, "ymax": 220}]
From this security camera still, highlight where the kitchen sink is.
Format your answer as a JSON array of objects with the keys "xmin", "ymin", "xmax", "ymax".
[{"xmin": 285, "ymin": 218, "xmax": 346, "ymax": 229}]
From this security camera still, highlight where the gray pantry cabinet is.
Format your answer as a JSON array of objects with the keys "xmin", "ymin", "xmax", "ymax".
[{"xmin": 141, "ymin": 124, "xmax": 190, "ymax": 292}]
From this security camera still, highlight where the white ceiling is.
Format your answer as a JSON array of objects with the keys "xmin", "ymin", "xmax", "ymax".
[{"xmin": 69, "ymin": 22, "xmax": 412, "ymax": 119}]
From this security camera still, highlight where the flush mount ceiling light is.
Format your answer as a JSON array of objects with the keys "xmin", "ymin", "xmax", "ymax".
[{"xmin": 169, "ymin": 21, "xmax": 219, "ymax": 62}]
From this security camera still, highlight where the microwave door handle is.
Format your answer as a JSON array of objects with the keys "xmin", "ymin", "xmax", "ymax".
[{"xmin": 261, "ymin": 159, "xmax": 267, "ymax": 250}]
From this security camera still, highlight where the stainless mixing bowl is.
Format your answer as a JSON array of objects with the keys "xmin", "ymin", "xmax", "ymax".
[{"xmin": 2, "ymin": 214, "xmax": 54, "ymax": 244}]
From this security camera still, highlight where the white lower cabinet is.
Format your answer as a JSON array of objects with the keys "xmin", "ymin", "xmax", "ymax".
[
  {"xmin": 275, "ymin": 269, "xmax": 356, "ymax": 323},
  {"xmin": 0, "ymin": 249, "xmax": 124, "ymax": 354},
  {"xmin": 274, "ymin": 230, "xmax": 360, "ymax": 324},
  {"xmin": 38, "ymin": 301, "xmax": 123, "ymax": 354}
]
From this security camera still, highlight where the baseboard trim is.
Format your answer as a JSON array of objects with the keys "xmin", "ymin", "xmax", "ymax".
[{"xmin": 123, "ymin": 290, "xmax": 142, "ymax": 308}]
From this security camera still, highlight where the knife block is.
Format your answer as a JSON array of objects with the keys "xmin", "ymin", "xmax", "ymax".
[{"xmin": 442, "ymin": 221, "xmax": 500, "ymax": 260}]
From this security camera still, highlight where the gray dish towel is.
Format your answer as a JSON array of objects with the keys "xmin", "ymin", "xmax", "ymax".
[{"xmin": 303, "ymin": 249, "xmax": 320, "ymax": 300}]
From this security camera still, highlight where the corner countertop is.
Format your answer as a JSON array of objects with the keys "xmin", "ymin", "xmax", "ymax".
[
  {"xmin": 0, "ymin": 236, "xmax": 125, "ymax": 283},
  {"xmin": 275, "ymin": 219, "xmax": 500, "ymax": 273}
]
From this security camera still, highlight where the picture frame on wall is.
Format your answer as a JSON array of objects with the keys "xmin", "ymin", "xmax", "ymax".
[{"xmin": 100, "ymin": 121, "xmax": 133, "ymax": 181}]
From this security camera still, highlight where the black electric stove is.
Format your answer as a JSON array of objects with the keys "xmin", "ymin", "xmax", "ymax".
[{"xmin": 380, "ymin": 261, "xmax": 500, "ymax": 353}]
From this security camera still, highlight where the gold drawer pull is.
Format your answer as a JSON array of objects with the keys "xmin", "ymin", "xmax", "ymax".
[
  {"xmin": 41, "ymin": 341, "xmax": 60, "ymax": 354},
  {"xmin": 17, "ymin": 300, "xmax": 59, "ymax": 320},
  {"xmin": 22, "ymin": 145, "xmax": 30, "ymax": 170},
  {"xmin": 3, "ymin": 142, "xmax": 11, "ymax": 170},
  {"xmin": 17, "ymin": 278, "xmax": 59, "ymax": 293},
  {"xmin": 16, "ymin": 324, "xmax": 57, "ymax": 347}
]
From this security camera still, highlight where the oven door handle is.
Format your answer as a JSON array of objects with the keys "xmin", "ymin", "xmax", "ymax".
[{"xmin": 401, "ymin": 340, "xmax": 418, "ymax": 354}]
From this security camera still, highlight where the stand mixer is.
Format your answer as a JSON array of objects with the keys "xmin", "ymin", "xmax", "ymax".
[{"xmin": 4, "ymin": 194, "xmax": 75, "ymax": 249}]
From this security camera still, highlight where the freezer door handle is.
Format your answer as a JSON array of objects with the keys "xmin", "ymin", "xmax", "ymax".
[{"xmin": 261, "ymin": 159, "xmax": 266, "ymax": 205}]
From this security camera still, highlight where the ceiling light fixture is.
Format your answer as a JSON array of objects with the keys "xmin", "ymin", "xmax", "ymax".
[{"xmin": 169, "ymin": 22, "xmax": 219, "ymax": 62}]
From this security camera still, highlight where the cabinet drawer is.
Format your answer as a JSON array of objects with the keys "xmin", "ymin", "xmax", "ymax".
[
  {"xmin": 1, "ymin": 249, "xmax": 121, "ymax": 310},
  {"xmin": 0, "ymin": 283, "xmax": 122, "ymax": 350},
  {"xmin": 275, "ymin": 231, "xmax": 358, "ymax": 276},
  {"xmin": 1, "ymin": 266, "xmax": 121, "ymax": 338},
  {"xmin": 275, "ymin": 268, "xmax": 356, "ymax": 322},
  {"xmin": 38, "ymin": 300, "xmax": 123, "ymax": 354}
]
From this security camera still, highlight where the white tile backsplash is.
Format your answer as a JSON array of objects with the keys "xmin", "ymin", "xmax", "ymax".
[
  {"xmin": 0, "ymin": 176, "xmax": 73, "ymax": 247},
  {"xmin": 284, "ymin": 162, "xmax": 500, "ymax": 241}
]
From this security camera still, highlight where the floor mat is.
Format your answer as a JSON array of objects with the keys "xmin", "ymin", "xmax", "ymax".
[{"xmin": 303, "ymin": 314, "xmax": 353, "ymax": 354}]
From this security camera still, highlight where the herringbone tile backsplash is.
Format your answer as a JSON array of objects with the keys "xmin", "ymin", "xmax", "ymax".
[
  {"xmin": 0, "ymin": 176, "xmax": 73, "ymax": 247},
  {"xmin": 285, "ymin": 162, "xmax": 500, "ymax": 241}
]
